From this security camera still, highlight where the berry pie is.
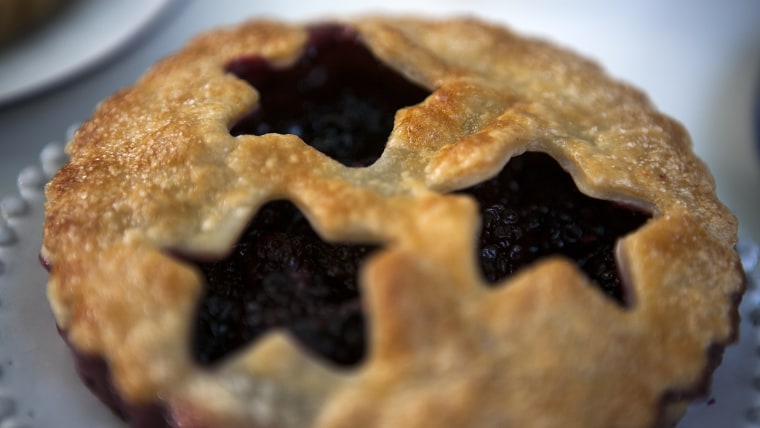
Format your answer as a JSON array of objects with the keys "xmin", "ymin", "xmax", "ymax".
[{"xmin": 41, "ymin": 16, "xmax": 745, "ymax": 428}]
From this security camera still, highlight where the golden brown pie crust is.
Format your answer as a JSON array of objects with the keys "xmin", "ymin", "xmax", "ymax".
[{"xmin": 42, "ymin": 16, "xmax": 744, "ymax": 428}]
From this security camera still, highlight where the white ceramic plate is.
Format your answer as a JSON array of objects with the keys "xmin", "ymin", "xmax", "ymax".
[
  {"xmin": 0, "ymin": 138, "xmax": 758, "ymax": 427},
  {"xmin": 0, "ymin": 0, "xmax": 174, "ymax": 106}
]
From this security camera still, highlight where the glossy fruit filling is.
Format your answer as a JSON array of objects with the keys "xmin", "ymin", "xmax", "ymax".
[
  {"xmin": 190, "ymin": 200, "xmax": 376, "ymax": 366},
  {"xmin": 227, "ymin": 24, "xmax": 431, "ymax": 167},
  {"xmin": 458, "ymin": 152, "xmax": 650, "ymax": 303},
  {"xmin": 185, "ymin": 24, "xmax": 650, "ymax": 367}
]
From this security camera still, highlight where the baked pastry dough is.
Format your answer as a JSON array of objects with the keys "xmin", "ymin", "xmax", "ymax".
[{"xmin": 42, "ymin": 16, "xmax": 744, "ymax": 428}]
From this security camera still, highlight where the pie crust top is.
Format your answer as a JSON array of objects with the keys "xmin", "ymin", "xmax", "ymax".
[{"xmin": 42, "ymin": 16, "xmax": 744, "ymax": 428}]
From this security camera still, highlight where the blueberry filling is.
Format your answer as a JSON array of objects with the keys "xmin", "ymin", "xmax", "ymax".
[
  {"xmin": 226, "ymin": 24, "xmax": 431, "ymax": 167},
  {"xmin": 184, "ymin": 25, "xmax": 649, "ymax": 367},
  {"xmin": 458, "ymin": 152, "xmax": 650, "ymax": 305},
  {"xmin": 190, "ymin": 200, "xmax": 377, "ymax": 366},
  {"xmin": 189, "ymin": 153, "xmax": 648, "ymax": 367}
]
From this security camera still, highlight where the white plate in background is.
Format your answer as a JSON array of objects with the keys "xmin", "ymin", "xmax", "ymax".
[{"xmin": 0, "ymin": 0, "xmax": 174, "ymax": 106}]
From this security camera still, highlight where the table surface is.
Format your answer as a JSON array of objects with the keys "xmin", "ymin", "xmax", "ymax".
[{"xmin": 1, "ymin": 0, "xmax": 759, "ymax": 244}]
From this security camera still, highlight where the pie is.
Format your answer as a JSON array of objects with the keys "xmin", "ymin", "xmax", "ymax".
[{"xmin": 41, "ymin": 16, "xmax": 745, "ymax": 428}]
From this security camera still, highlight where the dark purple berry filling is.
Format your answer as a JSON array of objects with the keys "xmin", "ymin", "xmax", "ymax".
[
  {"xmin": 457, "ymin": 152, "xmax": 650, "ymax": 305},
  {"xmin": 188, "ymin": 24, "xmax": 431, "ymax": 366},
  {"xmin": 182, "ymin": 25, "xmax": 651, "ymax": 367},
  {"xmin": 187, "ymin": 153, "xmax": 648, "ymax": 368},
  {"xmin": 226, "ymin": 24, "xmax": 431, "ymax": 167},
  {"xmin": 189, "ymin": 200, "xmax": 377, "ymax": 366}
]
